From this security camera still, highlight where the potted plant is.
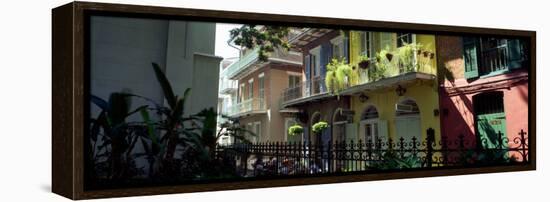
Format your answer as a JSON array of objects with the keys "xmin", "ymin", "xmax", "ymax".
[
  {"xmin": 325, "ymin": 58, "xmax": 359, "ymax": 95},
  {"xmin": 288, "ymin": 124, "xmax": 304, "ymax": 136},
  {"xmin": 385, "ymin": 52, "xmax": 394, "ymax": 61},
  {"xmin": 370, "ymin": 49, "xmax": 391, "ymax": 81},
  {"xmin": 312, "ymin": 121, "xmax": 329, "ymax": 135},
  {"xmin": 358, "ymin": 55, "xmax": 371, "ymax": 69}
]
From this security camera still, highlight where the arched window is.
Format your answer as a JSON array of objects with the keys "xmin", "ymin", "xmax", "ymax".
[
  {"xmin": 395, "ymin": 99, "xmax": 420, "ymax": 116},
  {"xmin": 310, "ymin": 112, "xmax": 321, "ymax": 127},
  {"xmin": 360, "ymin": 105, "xmax": 383, "ymax": 148},
  {"xmin": 333, "ymin": 108, "xmax": 347, "ymax": 123},
  {"xmin": 310, "ymin": 111, "xmax": 322, "ymax": 145},
  {"xmin": 332, "ymin": 108, "xmax": 348, "ymax": 144},
  {"xmin": 361, "ymin": 105, "xmax": 379, "ymax": 120}
]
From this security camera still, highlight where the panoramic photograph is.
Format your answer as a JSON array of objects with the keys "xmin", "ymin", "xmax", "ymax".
[{"xmin": 85, "ymin": 15, "xmax": 530, "ymax": 189}]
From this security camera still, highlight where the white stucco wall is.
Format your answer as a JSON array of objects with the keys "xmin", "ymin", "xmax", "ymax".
[
  {"xmin": 89, "ymin": 16, "xmax": 221, "ymax": 176},
  {"xmin": 90, "ymin": 16, "xmax": 220, "ymax": 120},
  {"xmin": 90, "ymin": 16, "xmax": 169, "ymax": 121}
]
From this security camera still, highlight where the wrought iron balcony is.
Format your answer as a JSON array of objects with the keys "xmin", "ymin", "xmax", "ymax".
[
  {"xmin": 479, "ymin": 43, "xmax": 510, "ymax": 75},
  {"xmin": 225, "ymin": 48, "xmax": 261, "ymax": 80},
  {"xmin": 281, "ymin": 77, "xmax": 328, "ymax": 107},
  {"xmin": 219, "ymin": 79, "xmax": 237, "ymax": 94},
  {"xmin": 228, "ymin": 98, "xmax": 266, "ymax": 117},
  {"xmin": 356, "ymin": 48, "xmax": 436, "ymax": 85},
  {"xmin": 226, "ymin": 47, "xmax": 302, "ymax": 80}
]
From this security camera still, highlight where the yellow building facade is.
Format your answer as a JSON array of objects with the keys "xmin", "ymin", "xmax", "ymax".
[{"xmin": 344, "ymin": 31, "xmax": 441, "ymax": 145}]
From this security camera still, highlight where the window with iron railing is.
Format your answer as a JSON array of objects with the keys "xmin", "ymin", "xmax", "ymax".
[
  {"xmin": 360, "ymin": 31, "xmax": 373, "ymax": 58},
  {"xmin": 397, "ymin": 33, "xmax": 413, "ymax": 47},
  {"xmin": 289, "ymin": 75, "xmax": 300, "ymax": 88},
  {"xmin": 258, "ymin": 76, "xmax": 265, "ymax": 109},
  {"xmin": 463, "ymin": 37, "xmax": 527, "ymax": 79}
]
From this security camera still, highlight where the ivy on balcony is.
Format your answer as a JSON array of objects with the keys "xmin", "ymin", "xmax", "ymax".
[{"xmin": 326, "ymin": 42, "xmax": 436, "ymax": 96}]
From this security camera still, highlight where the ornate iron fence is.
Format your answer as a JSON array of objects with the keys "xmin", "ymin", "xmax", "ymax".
[{"xmin": 216, "ymin": 128, "xmax": 528, "ymax": 177}]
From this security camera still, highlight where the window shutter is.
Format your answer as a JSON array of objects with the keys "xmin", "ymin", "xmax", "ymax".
[
  {"xmin": 305, "ymin": 54, "xmax": 311, "ymax": 80},
  {"xmin": 320, "ymin": 43, "xmax": 332, "ymax": 92},
  {"xmin": 345, "ymin": 123, "xmax": 358, "ymax": 142},
  {"xmin": 304, "ymin": 127, "xmax": 310, "ymax": 143},
  {"xmin": 304, "ymin": 54, "xmax": 311, "ymax": 95},
  {"xmin": 322, "ymin": 125, "xmax": 331, "ymax": 146},
  {"xmin": 507, "ymin": 39, "xmax": 524, "ymax": 69},
  {"xmin": 377, "ymin": 120, "xmax": 388, "ymax": 148},
  {"xmin": 463, "ymin": 37, "xmax": 480, "ymax": 79},
  {"xmin": 344, "ymin": 37, "xmax": 350, "ymax": 63}
]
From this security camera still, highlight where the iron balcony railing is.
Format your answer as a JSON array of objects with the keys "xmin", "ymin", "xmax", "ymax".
[
  {"xmin": 480, "ymin": 44, "xmax": 509, "ymax": 75},
  {"xmin": 228, "ymin": 98, "xmax": 266, "ymax": 117},
  {"xmin": 281, "ymin": 77, "xmax": 327, "ymax": 104},
  {"xmin": 280, "ymin": 45, "xmax": 437, "ymax": 106},
  {"xmin": 219, "ymin": 79, "xmax": 237, "ymax": 94},
  {"xmin": 357, "ymin": 49, "xmax": 436, "ymax": 84},
  {"xmin": 226, "ymin": 47, "xmax": 302, "ymax": 80},
  {"xmin": 220, "ymin": 104, "xmax": 234, "ymax": 118},
  {"xmin": 226, "ymin": 47, "xmax": 261, "ymax": 79}
]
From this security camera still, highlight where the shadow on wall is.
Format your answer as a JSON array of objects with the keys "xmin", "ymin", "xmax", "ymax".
[
  {"xmin": 477, "ymin": 118, "xmax": 504, "ymax": 149},
  {"xmin": 436, "ymin": 35, "xmax": 478, "ymax": 149},
  {"xmin": 518, "ymin": 80, "xmax": 528, "ymax": 103},
  {"xmin": 439, "ymin": 92, "xmax": 476, "ymax": 149},
  {"xmin": 442, "ymin": 66, "xmax": 456, "ymax": 86}
]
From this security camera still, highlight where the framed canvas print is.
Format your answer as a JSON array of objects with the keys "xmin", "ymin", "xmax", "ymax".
[{"xmin": 52, "ymin": 1, "xmax": 536, "ymax": 200}]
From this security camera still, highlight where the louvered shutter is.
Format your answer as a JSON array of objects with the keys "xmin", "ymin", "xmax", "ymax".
[
  {"xmin": 507, "ymin": 39, "xmax": 524, "ymax": 69},
  {"xmin": 304, "ymin": 54, "xmax": 311, "ymax": 95},
  {"xmin": 344, "ymin": 37, "xmax": 350, "ymax": 63},
  {"xmin": 463, "ymin": 37, "xmax": 480, "ymax": 79}
]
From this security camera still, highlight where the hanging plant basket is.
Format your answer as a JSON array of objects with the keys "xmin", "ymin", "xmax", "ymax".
[
  {"xmin": 423, "ymin": 51, "xmax": 430, "ymax": 58},
  {"xmin": 312, "ymin": 121, "xmax": 329, "ymax": 134},
  {"xmin": 288, "ymin": 124, "xmax": 304, "ymax": 136},
  {"xmin": 385, "ymin": 53, "xmax": 393, "ymax": 61},
  {"xmin": 358, "ymin": 60, "xmax": 370, "ymax": 69}
]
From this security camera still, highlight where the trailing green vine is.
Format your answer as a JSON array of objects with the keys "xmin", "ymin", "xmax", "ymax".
[{"xmin": 325, "ymin": 58, "xmax": 359, "ymax": 95}]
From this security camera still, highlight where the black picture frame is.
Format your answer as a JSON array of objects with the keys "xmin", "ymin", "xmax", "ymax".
[{"xmin": 52, "ymin": 1, "xmax": 536, "ymax": 199}]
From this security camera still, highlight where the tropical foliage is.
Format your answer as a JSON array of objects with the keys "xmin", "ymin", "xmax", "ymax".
[
  {"xmin": 88, "ymin": 63, "xmax": 254, "ymax": 186},
  {"xmin": 370, "ymin": 150, "xmax": 421, "ymax": 170},
  {"xmin": 230, "ymin": 25, "xmax": 291, "ymax": 62}
]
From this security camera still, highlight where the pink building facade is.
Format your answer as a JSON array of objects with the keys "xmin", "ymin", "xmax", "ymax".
[{"xmin": 436, "ymin": 35, "xmax": 529, "ymax": 150}]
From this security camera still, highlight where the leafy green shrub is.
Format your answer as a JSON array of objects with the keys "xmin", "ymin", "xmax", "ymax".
[
  {"xmin": 312, "ymin": 121, "xmax": 329, "ymax": 134},
  {"xmin": 288, "ymin": 124, "xmax": 304, "ymax": 136},
  {"xmin": 370, "ymin": 150, "xmax": 420, "ymax": 170}
]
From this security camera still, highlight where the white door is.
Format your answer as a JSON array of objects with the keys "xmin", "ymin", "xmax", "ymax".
[
  {"xmin": 333, "ymin": 121, "xmax": 347, "ymax": 143},
  {"xmin": 361, "ymin": 120, "xmax": 379, "ymax": 148},
  {"xmin": 395, "ymin": 115, "xmax": 421, "ymax": 142}
]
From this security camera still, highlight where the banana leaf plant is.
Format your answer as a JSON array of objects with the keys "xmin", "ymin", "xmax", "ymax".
[
  {"xmin": 148, "ymin": 62, "xmax": 255, "ymax": 178},
  {"xmin": 89, "ymin": 92, "xmax": 149, "ymax": 180},
  {"xmin": 89, "ymin": 62, "xmax": 257, "ymax": 182},
  {"xmin": 150, "ymin": 63, "xmax": 190, "ymax": 159}
]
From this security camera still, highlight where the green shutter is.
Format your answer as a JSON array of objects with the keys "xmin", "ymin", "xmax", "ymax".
[
  {"xmin": 463, "ymin": 37, "xmax": 480, "ymax": 79},
  {"xmin": 476, "ymin": 113, "xmax": 507, "ymax": 149},
  {"xmin": 507, "ymin": 39, "xmax": 524, "ymax": 69}
]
